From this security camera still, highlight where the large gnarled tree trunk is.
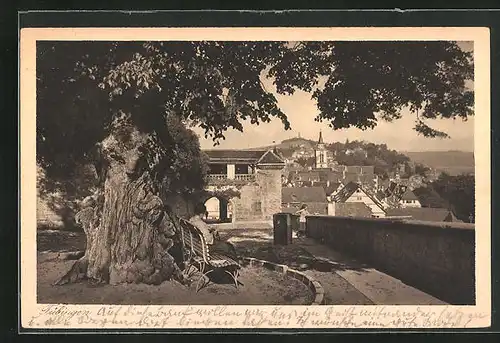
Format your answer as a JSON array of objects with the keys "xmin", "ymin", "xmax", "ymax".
[{"xmin": 55, "ymin": 122, "xmax": 185, "ymax": 286}]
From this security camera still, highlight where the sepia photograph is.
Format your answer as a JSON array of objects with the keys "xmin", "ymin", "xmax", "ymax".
[{"xmin": 21, "ymin": 27, "xmax": 491, "ymax": 329}]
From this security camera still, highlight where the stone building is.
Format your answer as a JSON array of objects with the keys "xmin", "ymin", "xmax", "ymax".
[{"xmin": 202, "ymin": 149, "xmax": 285, "ymax": 222}]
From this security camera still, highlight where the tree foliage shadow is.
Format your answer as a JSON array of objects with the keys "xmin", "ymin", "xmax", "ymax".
[
  {"xmin": 228, "ymin": 235, "xmax": 370, "ymax": 274},
  {"xmin": 37, "ymin": 164, "xmax": 98, "ymax": 232},
  {"xmin": 37, "ymin": 230, "xmax": 87, "ymax": 253}
]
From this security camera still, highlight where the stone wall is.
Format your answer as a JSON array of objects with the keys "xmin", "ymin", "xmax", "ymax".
[
  {"xmin": 232, "ymin": 183, "xmax": 263, "ymax": 221},
  {"xmin": 306, "ymin": 215, "xmax": 475, "ymax": 305},
  {"xmin": 230, "ymin": 168, "xmax": 282, "ymax": 221},
  {"xmin": 257, "ymin": 169, "xmax": 282, "ymax": 220}
]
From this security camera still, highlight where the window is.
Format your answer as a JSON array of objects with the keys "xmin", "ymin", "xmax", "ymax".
[
  {"xmin": 251, "ymin": 201, "xmax": 262, "ymax": 213},
  {"xmin": 356, "ymin": 196, "xmax": 362, "ymax": 200},
  {"xmin": 235, "ymin": 164, "xmax": 250, "ymax": 174}
]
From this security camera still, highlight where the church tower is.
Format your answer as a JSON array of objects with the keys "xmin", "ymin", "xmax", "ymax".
[{"xmin": 315, "ymin": 130, "xmax": 328, "ymax": 169}]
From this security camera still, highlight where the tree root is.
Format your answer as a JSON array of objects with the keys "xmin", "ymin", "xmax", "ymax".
[
  {"xmin": 53, "ymin": 257, "xmax": 89, "ymax": 286},
  {"xmin": 58, "ymin": 251, "xmax": 85, "ymax": 261}
]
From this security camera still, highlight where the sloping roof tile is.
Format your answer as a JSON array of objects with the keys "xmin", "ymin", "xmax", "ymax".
[
  {"xmin": 333, "ymin": 182, "xmax": 386, "ymax": 211},
  {"xmin": 345, "ymin": 166, "xmax": 362, "ymax": 174},
  {"xmin": 203, "ymin": 149, "xmax": 266, "ymax": 162},
  {"xmin": 297, "ymin": 171, "xmax": 320, "ymax": 181},
  {"xmin": 257, "ymin": 150, "xmax": 285, "ymax": 164},
  {"xmin": 282, "ymin": 187, "xmax": 327, "ymax": 203},
  {"xmin": 332, "ymin": 182, "xmax": 359, "ymax": 202},
  {"xmin": 324, "ymin": 182, "xmax": 342, "ymax": 196},
  {"xmin": 401, "ymin": 190, "xmax": 419, "ymax": 201},
  {"xmin": 319, "ymin": 170, "xmax": 343, "ymax": 182},
  {"xmin": 313, "ymin": 181, "xmax": 329, "ymax": 189},
  {"xmin": 385, "ymin": 207, "xmax": 462, "ymax": 222},
  {"xmin": 343, "ymin": 165, "xmax": 375, "ymax": 175}
]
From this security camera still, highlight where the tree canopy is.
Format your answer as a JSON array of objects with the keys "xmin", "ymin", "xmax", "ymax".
[
  {"xmin": 37, "ymin": 40, "xmax": 474, "ymax": 188},
  {"xmin": 413, "ymin": 172, "xmax": 475, "ymax": 222},
  {"xmin": 295, "ymin": 156, "xmax": 316, "ymax": 168},
  {"xmin": 327, "ymin": 140, "xmax": 411, "ymax": 178},
  {"xmin": 431, "ymin": 172, "xmax": 475, "ymax": 222}
]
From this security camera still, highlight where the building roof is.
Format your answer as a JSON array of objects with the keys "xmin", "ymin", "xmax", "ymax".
[
  {"xmin": 332, "ymin": 182, "xmax": 361, "ymax": 202},
  {"xmin": 318, "ymin": 131, "xmax": 324, "ymax": 144},
  {"xmin": 282, "ymin": 202, "xmax": 328, "ymax": 215},
  {"xmin": 257, "ymin": 149, "xmax": 286, "ymax": 164},
  {"xmin": 401, "ymin": 189, "xmax": 419, "ymax": 201},
  {"xmin": 203, "ymin": 149, "xmax": 267, "ymax": 163},
  {"xmin": 324, "ymin": 182, "xmax": 342, "ymax": 196},
  {"xmin": 343, "ymin": 172, "xmax": 361, "ymax": 184},
  {"xmin": 335, "ymin": 202, "xmax": 373, "ymax": 218},
  {"xmin": 332, "ymin": 182, "xmax": 386, "ymax": 211},
  {"xmin": 282, "ymin": 186, "xmax": 327, "ymax": 203},
  {"xmin": 344, "ymin": 165, "xmax": 374, "ymax": 174},
  {"xmin": 412, "ymin": 187, "xmax": 449, "ymax": 208},
  {"xmin": 384, "ymin": 181, "xmax": 408, "ymax": 199},
  {"xmin": 297, "ymin": 171, "xmax": 320, "ymax": 181},
  {"xmin": 318, "ymin": 170, "xmax": 343, "ymax": 182},
  {"xmin": 385, "ymin": 207, "xmax": 462, "ymax": 222},
  {"xmin": 203, "ymin": 149, "xmax": 284, "ymax": 165},
  {"xmin": 385, "ymin": 181, "xmax": 398, "ymax": 195},
  {"xmin": 275, "ymin": 148, "xmax": 294, "ymax": 158},
  {"xmin": 295, "ymin": 180, "xmax": 313, "ymax": 187},
  {"xmin": 362, "ymin": 166, "xmax": 375, "ymax": 174},
  {"xmin": 312, "ymin": 181, "xmax": 328, "ymax": 189}
]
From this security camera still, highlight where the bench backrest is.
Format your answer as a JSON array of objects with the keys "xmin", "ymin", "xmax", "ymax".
[{"xmin": 178, "ymin": 218, "xmax": 210, "ymax": 263}]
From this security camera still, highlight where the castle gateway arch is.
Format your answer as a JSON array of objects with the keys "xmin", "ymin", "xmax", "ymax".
[{"xmin": 202, "ymin": 149, "xmax": 285, "ymax": 223}]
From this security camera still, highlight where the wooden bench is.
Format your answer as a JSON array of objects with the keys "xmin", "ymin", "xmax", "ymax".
[{"xmin": 177, "ymin": 218, "xmax": 241, "ymax": 292}]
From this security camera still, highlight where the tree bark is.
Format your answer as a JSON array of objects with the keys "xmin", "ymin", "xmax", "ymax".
[{"xmin": 55, "ymin": 160, "xmax": 185, "ymax": 286}]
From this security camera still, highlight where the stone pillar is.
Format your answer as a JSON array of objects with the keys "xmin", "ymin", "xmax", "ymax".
[
  {"xmin": 220, "ymin": 198, "xmax": 228, "ymax": 221},
  {"xmin": 328, "ymin": 202, "xmax": 336, "ymax": 216},
  {"xmin": 256, "ymin": 163, "xmax": 285, "ymax": 221},
  {"xmin": 227, "ymin": 164, "xmax": 235, "ymax": 179}
]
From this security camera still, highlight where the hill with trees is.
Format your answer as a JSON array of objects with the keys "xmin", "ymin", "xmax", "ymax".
[
  {"xmin": 328, "ymin": 140, "xmax": 411, "ymax": 179},
  {"xmin": 412, "ymin": 172, "xmax": 475, "ymax": 223},
  {"xmin": 264, "ymin": 137, "xmax": 423, "ymax": 180}
]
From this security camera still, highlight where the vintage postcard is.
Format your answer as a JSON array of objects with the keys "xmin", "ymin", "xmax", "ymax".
[{"xmin": 20, "ymin": 26, "xmax": 491, "ymax": 330}]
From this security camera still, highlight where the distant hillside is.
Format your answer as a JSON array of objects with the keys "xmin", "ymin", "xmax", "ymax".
[
  {"xmin": 404, "ymin": 151, "xmax": 475, "ymax": 175},
  {"xmin": 248, "ymin": 138, "xmax": 475, "ymax": 177},
  {"xmin": 248, "ymin": 137, "xmax": 316, "ymax": 151}
]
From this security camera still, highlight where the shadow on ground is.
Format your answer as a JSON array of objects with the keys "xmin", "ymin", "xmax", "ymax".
[
  {"xmin": 37, "ymin": 228, "xmax": 370, "ymax": 274},
  {"xmin": 37, "ymin": 229, "xmax": 86, "ymax": 253},
  {"xmin": 220, "ymin": 229, "xmax": 370, "ymax": 274}
]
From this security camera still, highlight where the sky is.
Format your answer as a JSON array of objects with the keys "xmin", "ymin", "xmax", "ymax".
[{"xmin": 194, "ymin": 41, "xmax": 474, "ymax": 153}]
